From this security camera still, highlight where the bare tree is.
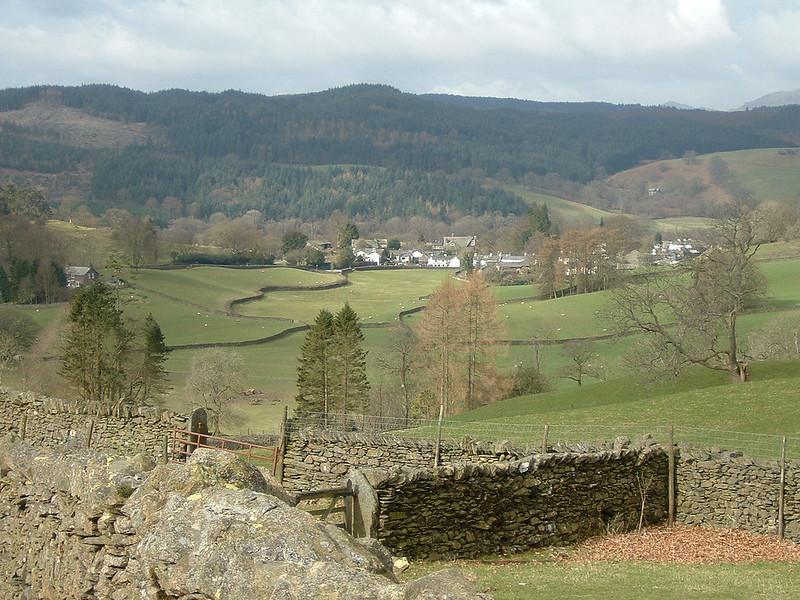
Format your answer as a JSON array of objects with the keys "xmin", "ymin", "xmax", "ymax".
[
  {"xmin": 610, "ymin": 207, "xmax": 769, "ymax": 382},
  {"xmin": 461, "ymin": 271, "xmax": 505, "ymax": 410},
  {"xmin": 415, "ymin": 278, "xmax": 464, "ymax": 416},
  {"xmin": 559, "ymin": 340, "xmax": 604, "ymax": 386},
  {"xmin": 376, "ymin": 326, "xmax": 416, "ymax": 422},
  {"xmin": 186, "ymin": 348, "xmax": 245, "ymax": 434}
]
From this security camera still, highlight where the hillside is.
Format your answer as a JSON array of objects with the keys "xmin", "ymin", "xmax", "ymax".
[
  {"xmin": 605, "ymin": 147, "xmax": 800, "ymax": 217},
  {"xmin": 740, "ymin": 88, "xmax": 800, "ymax": 110},
  {"xmin": 1, "ymin": 84, "xmax": 799, "ymax": 221}
]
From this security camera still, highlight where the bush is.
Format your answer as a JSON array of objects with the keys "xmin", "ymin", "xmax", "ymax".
[{"xmin": 510, "ymin": 365, "xmax": 551, "ymax": 396}]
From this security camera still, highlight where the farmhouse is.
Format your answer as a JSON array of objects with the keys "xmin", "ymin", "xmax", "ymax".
[
  {"xmin": 427, "ymin": 254, "xmax": 461, "ymax": 268},
  {"xmin": 651, "ymin": 238, "xmax": 703, "ymax": 265},
  {"xmin": 64, "ymin": 265, "xmax": 100, "ymax": 288}
]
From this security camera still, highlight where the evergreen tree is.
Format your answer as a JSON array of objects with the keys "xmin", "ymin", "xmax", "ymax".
[
  {"xmin": 331, "ymin": 303, "xmax": 370, "ymax": 415},
  {"xmin": 295, "ymin": 309, "xmax": 336, "ymax": 417},
  {"xmin": 60, "ymin": 282, "xmax": 131, "ymax": 406},
  {"xmin": 338, "ymin": 222, "xmax": 359, "ymax": 247},
  {"xmin": 0, "ymin": 266, "xmax": 10, "ymax": 302},
  {"xmin": 129, "ymin": 313, "xmax": 168, "ymax": 404}
]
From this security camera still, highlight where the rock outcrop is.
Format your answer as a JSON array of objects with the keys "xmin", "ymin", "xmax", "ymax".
[{"xmin": 0, "ymin": 436, "xmax": 488, "ymax": 599}]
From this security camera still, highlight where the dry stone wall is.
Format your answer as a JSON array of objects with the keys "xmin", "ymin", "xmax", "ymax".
[
  {"xmin": 281, "ymin": 430, "xmax": 527, "ymax": 492},
  {"xmin": 0, "ymin": 388, "xmax": 187, "ymax": 461},
  {"xmin": 360, "ymin": 444, "xmax": 668, "ymax": 559},
  {"xmin": 676, "ymin": 447, "xmax": 800, "ymax": 542},
  {"xmin": 0, "ymin": 438, "xmax": 487, "ymax": 599}
]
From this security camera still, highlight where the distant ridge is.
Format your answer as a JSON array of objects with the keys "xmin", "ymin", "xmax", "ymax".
[
  {"xmin": 661, "ymin": 101, "xmax": 700, "ymax": 111},
  {"xmin": 739, "ymin": 88, "xmax": 800, "ymax": 110}
]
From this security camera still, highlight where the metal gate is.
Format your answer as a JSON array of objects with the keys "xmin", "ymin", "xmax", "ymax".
[{"xmin": 171, "ymin": 428, "xmax": 279, "ymax": 475}]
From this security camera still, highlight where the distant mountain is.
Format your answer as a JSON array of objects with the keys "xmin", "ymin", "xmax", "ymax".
[
  {"xmin": 661, "ymin": 101, "xmax": 700, "ymax": 111},
  {"xmin": 1, "ymin": 84, "xmax": 799, "ymax": 222},
  {"xmin": 739, "ymin": 88, "xmax": 800, "ymax": 110}
]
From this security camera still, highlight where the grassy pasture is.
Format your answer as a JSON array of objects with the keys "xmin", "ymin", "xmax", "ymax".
[
  {"xmin": 45, "ymin": 220, "xmax": 119, "ymax": 267},
  {"xmin": 457, "ymin": 361, "xmax": 800, "ymax": 449},
  {"xmin": 405, "ymin": 558, "xmax": 800, "ymax": 600},
  {"xmin": 652, "ymin": 216, "xmax": 716, "ymax": 233},
  {"xmin": 123, "ymin": 288, "xmax": 289, "ymax": 347},
  {"xmin": 610, "ymin": 148, "xmax": 800, "ymax": 211},
  {"xmin": 128, "ymin": 266, "xmax": 341, "ymax": 312},
  {"xmin": 761, "ymin": 259, "xmax": 800, "ymax": 307},
  {"xmin": 507, "ymin": 185, "xmax": 610, "ymax": 226},
  {"xmin": 238, "ymin": 269, "xmax": 455, "ymax": 324}
]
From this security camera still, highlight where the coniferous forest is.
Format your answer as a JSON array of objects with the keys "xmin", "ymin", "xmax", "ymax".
[{"xmin": 1, "ymin": 84, "xmax": 798, "ymax": 222}]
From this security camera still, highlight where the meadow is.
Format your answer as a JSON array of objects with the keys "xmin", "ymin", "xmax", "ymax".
[
  {"xmin": 505, "ymin": 184, "xmax": 610, "ymax": 226},
  {"xmin": 237, "ymin": 268, "xmax": 454, "ymax": 324},
  {"xmin": 404, "ymin": 558, "xmax": 800, "ymax": 600},
  {"xmin": 8, "ymin": 235, "xmax": 799, "ymax": 436}
]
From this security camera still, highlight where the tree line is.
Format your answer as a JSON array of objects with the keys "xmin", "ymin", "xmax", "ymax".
[
  {"xmin": 0, "ymin": 185, "xmax": 68, "ymax": 304},
  {"xmin": 294, "ymin": 272, "xmax": 507, "ymax": 421}
]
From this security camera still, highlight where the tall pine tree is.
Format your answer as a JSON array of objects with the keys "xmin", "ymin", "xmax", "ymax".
[
  {"xmin": 60, "ymin": 282, "xmax": 131, "ymax": 406},
  {"xmin": 128, "ymin": 313, "xmax": 168, "ymax": 404},
  {"xmin": 295, "ymin": 309, "xmax": 335, "ymax": 417},
  {"xmin": 331, "ymin": 303, "xmax": 370, "ymax": 415}
]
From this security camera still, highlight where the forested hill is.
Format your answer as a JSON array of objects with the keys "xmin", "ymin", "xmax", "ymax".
[{"xmin": 1, "ymin": 83, "xmax": 798, "ymax": 220}]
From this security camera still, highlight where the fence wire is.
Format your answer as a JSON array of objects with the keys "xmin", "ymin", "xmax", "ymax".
[{"xmin": 285, "ymin": 412, "xmax": 800, "ymax": 462}]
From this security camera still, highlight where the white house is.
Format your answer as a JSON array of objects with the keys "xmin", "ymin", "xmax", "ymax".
[{"xmin": 427, "ymin": 254, "xmax": 449, "ymax": 268}]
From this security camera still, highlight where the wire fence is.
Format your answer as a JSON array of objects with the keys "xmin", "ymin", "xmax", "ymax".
[{"xmin": 285, "ymin": 412, "xmax": 800, "ymax": 462}]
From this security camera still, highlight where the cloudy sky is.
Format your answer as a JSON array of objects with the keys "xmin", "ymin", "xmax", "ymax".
[{"xmin": 0, "ymin": 0, "xmax": 798, "ymax": 109}]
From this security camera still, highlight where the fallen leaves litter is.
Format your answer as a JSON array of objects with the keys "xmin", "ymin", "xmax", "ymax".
[{"xmin": 570, "ymin": 524, "xmax": 800, "ymax": 564}]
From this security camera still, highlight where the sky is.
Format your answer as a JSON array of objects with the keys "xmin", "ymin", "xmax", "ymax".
[{"xmin": 0, "ymin": 0, "xmax": 798, "ymax": 110}]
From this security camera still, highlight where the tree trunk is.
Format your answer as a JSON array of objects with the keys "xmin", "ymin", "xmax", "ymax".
[{"xmin": 727, "ymin": 311, "xmax": 748, "ymax": 383}]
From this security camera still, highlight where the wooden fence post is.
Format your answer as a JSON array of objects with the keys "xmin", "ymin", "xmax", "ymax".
[
  {"xmin": 667, "ymin": 425, "xmax": 675, "ymax": 527},
  {"xmin": 162, "ymin": 434, "xmax": 169, "ymax": 464},
  {"xmin": 86, "ymin": 418, "xmax": 95, "ymax": 449},
  {"xmin": 541, "ymin": 424, "xmax": 549, "ymax": 454},
  {"xmin": 779, "ymin": 435, "xmax": 786, "ymax": 539},
  {"xmin": 433, "ymin": 405, "xmax": 444, "ymax": 468},
  {"xmin": 20, "ymin": 414, "xmax": 27, "ymax": 440},
  {"xmin": 274, "ymin": 405, "xmax": 289, "ymax": 482}
]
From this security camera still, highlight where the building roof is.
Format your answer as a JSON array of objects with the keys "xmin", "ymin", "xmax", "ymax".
[{"xmin": 65, "ymin": 266, "xmax": 97, "ymax": 277}]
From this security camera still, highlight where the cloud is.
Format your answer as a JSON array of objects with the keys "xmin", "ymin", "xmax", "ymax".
[{"xmin": 0, "ymin": 0, "xmax": 795, "ymax": 108}]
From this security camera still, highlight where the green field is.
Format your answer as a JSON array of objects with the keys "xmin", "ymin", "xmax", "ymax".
[
  {"xmin": 758, "ymin": 240, "xmax": 800, "ymax": 260},
  {"xmin": 491, "ymin": 284, "xmax": 539, "ymax": 302},
  {"xmin": 45, "ymin": 220, "xmax": 119, "ymax": 267},
  {"xmin": 713, "ymin": 148, "xmax": 800, "ymax": 205},
  {"xmin": 506, "ymin": 185, "xmax": 611, "ymax": 226},
  {"xmin": 129, "ymin": 266, "xmax": 342, "ymax": 312},
  {"xmin": 652, "ymin": 216, "xmax": 716, "ymax": 233},
  {"xmin": 612, "ymin": 148, "xmax": 800, "ymax": 211},
  {"xmin": 761, "ymin": 260, "xmax": 800, "ymax": 307},
  {"xmin": 404, "ymin": 559, "xmax": 800, "ymax": 600},
  {"xmin": 238, "ymin": 269, "xmax": 455, "ymax": 324}
]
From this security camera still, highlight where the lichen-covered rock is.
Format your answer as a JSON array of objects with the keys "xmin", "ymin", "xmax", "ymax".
[{"xmin": 0, "ymin": 441, "xmax": 489, "ymax": 599}]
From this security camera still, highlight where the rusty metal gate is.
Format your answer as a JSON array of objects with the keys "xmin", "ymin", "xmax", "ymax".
[{"xmin": 170, "ymin": 428, "xmax": 279, "ymax": 475}]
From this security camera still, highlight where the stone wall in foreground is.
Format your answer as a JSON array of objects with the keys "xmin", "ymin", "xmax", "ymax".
[
  {"xmin": 360, "ymin": 444, "xmax": 668, "ymax": 559},
  {"xmin": 676, "ymin": 447, "xmax": 800, "ymax": 543},
  {"xmin": 281, "ymin": 430, "xmax": 528, "ymax": 492},
  {"xmin": 0, "ymin": 388, "xmax": 187, "ymax": 461},
  {"xmin": 0, "ymin": 439, "xmax": 486, "ymax": 599}
]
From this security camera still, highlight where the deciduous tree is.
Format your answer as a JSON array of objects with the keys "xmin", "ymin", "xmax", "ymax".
[
  {"xmin": 186, "ymin": 348, "xmax": 245, "ymax": 434},
  {"xmin": 559, "ymin": 340, "xmax": 604, "ymax": 386},
  {"xmin": 610, "ymin": 207, "xmax": 769, "ymax": 382}
]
